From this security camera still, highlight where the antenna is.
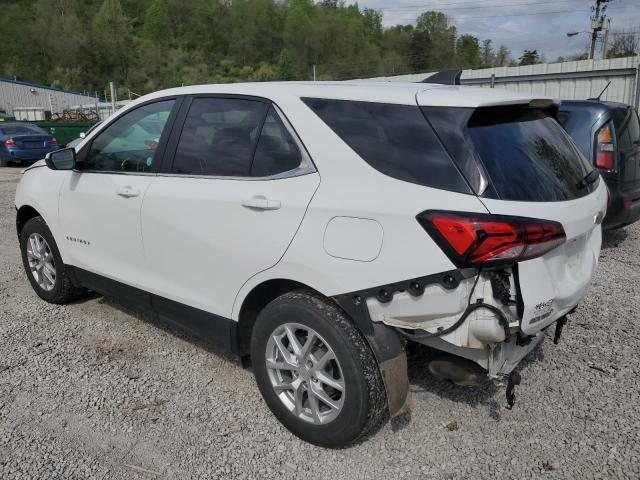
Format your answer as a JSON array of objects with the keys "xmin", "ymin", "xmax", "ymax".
[{"xmin": 588, "ymin": 80, "xmax": 611, "ymax": 101}]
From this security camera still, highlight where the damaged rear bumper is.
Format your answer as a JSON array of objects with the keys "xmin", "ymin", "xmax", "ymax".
[{"xmin": 333, "ymin": 266, "xmax": 579, "ymax": 411}]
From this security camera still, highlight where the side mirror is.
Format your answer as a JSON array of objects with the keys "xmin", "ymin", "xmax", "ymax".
[
  {"xmin": 45, "ymin": 148, "xmax": 76, "ymax": 170},
  {"xmin": 79, "ymin": 132, "xmax": 86, "ymax": 139}
]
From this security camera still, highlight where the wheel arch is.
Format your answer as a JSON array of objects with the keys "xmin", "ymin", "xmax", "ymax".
[
  {"xmin": 16, "ymin": 204, "xmax": 43, "ymax": 240},
  {"xmin": 236, "ymin": 276, "xmax": 412, "ymax": 419},
  {"xmin": 236, "ymin": 278, "xmax": 323, "ymax": 357}
]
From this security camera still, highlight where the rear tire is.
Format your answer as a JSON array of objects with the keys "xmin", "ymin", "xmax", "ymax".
[
  {"xmin": 20, "ymin": 216, "xmax": 84, "ymax": 304},
  {"xmin": 251, "ymin": 291, "xmax": 387, "ymax": 447}
]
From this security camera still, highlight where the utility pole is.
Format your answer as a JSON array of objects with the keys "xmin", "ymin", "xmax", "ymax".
[
  {"xmin": 602, "ymin": 18, "xmax": 611, "ymax": 60},
  {"xmin": 109, "ymin": 82, "xmax": 116, "ymax": 115},
  {"xmin": 313, "ymin": 64, "xmax": 317, "ymax": 82},
  {"xmin": 589, "ymin": 0, "xmax": 610, "ymax": 60}
]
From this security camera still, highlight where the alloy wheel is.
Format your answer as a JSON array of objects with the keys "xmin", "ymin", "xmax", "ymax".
[
  {"xmin": 26, "ymin": 233, "xmax": 56, "ymax": 291},
  {"xmin": 265, "ymin": 323, "xmax": 345, "ymax": 425}
]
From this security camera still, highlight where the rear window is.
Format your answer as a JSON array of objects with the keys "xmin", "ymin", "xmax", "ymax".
[
  {"xmin": 302, "ymin": 98, "xmax": 471, "ymax": 193},
  {"xmin": 556, "ymin": 107, "xmax": 594, "ymax": 160},
  {"xmin": 423, "ymin": 106, "xmax": 599, "ymax": 202},
  {"xmin": 466, "ymin": 107, "xmax": 596, "ymax": 201},
  {"xmin": 0, "ymin": 124, "xmax": 46, "ymax": 136}
]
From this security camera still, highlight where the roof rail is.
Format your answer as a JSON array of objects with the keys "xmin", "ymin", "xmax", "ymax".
[{"xmin": 420, "ymin": 69, "xmax": 462, "ymax": 85}]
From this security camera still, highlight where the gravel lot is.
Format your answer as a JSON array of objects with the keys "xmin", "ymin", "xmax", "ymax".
[{"xmin": 1, "ymin": 165, "xmax": 639, "ymax": 479}]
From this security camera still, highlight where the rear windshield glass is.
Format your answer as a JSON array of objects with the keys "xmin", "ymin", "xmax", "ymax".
[
  {"xmin": 467, "ymin": 107, "xmax": 596, "ymax": 201},
  {"xmin": 0, "ymin": 124, "xmax": 46, "ymax": 136},
  {"xmin": 556, "ymin": 107, "xmax": 594, "ymax": 160},
  {"xmin": 302, "ymin": 98, "xmax": 471, "ymax": 193}
]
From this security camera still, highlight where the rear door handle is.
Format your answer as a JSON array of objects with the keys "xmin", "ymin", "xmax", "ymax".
[
  {"xmin": 241, "ymin": 195, "xmax": 281, "ymax": 210},
  {"xmin": 116, "ymin": 186, "xmax": 140, "ymax": 198}
]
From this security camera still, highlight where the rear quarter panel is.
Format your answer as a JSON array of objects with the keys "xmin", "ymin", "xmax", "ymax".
[{"xmin": 232, "ymin": 95, "xmax": 491, "ymax": 319}]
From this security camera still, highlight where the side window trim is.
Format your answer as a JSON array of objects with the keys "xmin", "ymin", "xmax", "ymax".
[
  {"xmin": 159, "ymin": 94, "xmax": 316, "ymax": 180},
  {"xmin": 75, "ymin": 96, "xmax": 183, "ymax": 175}
]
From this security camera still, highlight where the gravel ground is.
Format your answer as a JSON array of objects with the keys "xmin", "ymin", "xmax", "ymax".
[{"xmin": 1, "ymin": 165, "xmax": 639, "ymax": 479}]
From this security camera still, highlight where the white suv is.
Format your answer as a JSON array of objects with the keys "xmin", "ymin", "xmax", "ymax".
[{"xmin": 15, "ymin": 82, "xmax": 606, "ymax": 447}]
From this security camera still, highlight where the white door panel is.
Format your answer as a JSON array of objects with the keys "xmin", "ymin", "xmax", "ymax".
[
  {"xmin": 59, "ymin": 172, "xmax": 155, "ymax": 284},
  {"xmin": 481, "ymin": 180, "xmax": 607, "ymax": 333},
  {"xmin": 141, "ymin": 173, "xmax": 320, "ymax": 317}
]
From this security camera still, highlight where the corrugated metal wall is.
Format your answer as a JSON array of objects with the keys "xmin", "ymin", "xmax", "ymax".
[
  {"xmin": 362, "ymin": 56, "xmax": 640, "ymax": 107},
  {"xmin": 0, "ymin": 79, "xmax": 98, "ymax": 116}
]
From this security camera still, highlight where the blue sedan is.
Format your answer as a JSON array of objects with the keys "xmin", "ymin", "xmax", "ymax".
[{"xmin": 0, "ymin": 122, "xmax": 59, "ymax": 167}]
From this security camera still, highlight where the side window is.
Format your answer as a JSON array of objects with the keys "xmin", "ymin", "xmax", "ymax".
[
  {"xmin": 172, "ymin": 98, "xmax": 267, "ymax": 176},
  {"xmin": 303, "ymin": 97, "xmax": 470, "ymax": 193},
  {"xmin": 80, "ymin": 100, "xmax": 175, "ymax": 172},
  {"xmin": 613, "ymin": 108, "xmax": 640, "ymax": 152},
  {"xmin": 251, "ymin": 107, "xmax": 302, "ymax": 176}
]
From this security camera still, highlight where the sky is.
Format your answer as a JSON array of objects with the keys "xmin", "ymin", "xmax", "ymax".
[{"xmin": 352, "ymin": 0, "xmax": 640, "ymax": 61}]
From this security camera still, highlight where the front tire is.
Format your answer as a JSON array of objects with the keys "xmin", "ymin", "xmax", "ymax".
[
  {"xmin": 251, "ymin": 291, "xmax": 387, "ymax": 447},
  {"xmin": 20, "ymin": 216, "xmax": 84, "ymax": 304}
]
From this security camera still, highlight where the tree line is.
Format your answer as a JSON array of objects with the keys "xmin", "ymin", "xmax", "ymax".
[{"xmin": 0, "ymin": 0, "xmax": 636, "ymax": 98}]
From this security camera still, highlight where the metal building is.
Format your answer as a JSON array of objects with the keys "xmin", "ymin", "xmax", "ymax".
[
  {"xmin": 0, "ymin": 77, "xmax": 99, "ymax": 120},
  {"xmin": 363, "ymin": 56, "xmax": 640, "ymax": 108}
]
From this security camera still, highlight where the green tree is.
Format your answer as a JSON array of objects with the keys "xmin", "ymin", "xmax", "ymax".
[
  {"xmin": 91, "ymin": 0, "xmax": 132, "ymax": 82},
  {"xmin": 409, "ymin": 31, "xmax": 432, "ymax": 72},
  {"xmin": 456, "ymin": 34, "xmax": 481, "ymax": 69},
  {"xmin": 607, "ymin": 33, "xmax": 638, "ymax": 59},
  {"xmin": 480, "ymin": 39, "xmax": 494, "ymax": 68},
  {"xmin": 277, "ymin": 49, "xmax": 296, "ymax": 80},
  {"xmin": 495, "ymin": 46, "xmax": 513, "ymax": 67},
  {"xmin": 142, "ymin": 0, "xmax": 170, "ymax": 44},
  {"xmin": 362, "ymin": 9, "xmax": 383, "ymax": 47},
  {"xmin": 415, "ymin": 11, "xmax": 456, "ymax": 69},
  {"xmin": 519, "ymin": 49, "xmax": 541, "ymax": 66},
  {"xmin": 283, "ymin": 0, "xmax": 314, "ymax": 78}
]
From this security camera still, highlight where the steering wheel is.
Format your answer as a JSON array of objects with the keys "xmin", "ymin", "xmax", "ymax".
[{"xmin": 120, "ymin": 155, "xmax": 146, "ymax": 172}]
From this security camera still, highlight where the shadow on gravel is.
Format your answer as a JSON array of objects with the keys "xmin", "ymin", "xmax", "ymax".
[
  {"xmin": 602, "ymin": 228, "xmax": 628, "ymax": 249},
  {"xmin": 406, "ymin": 339, "xmax": 547, "ymax": 422},
  {"xmin": 93, "ymin": 295, "xmax": 241, "ymax": 367},
  {"xmin": 67, "ymin": 291, "xmax": 101, "ymax": 305}
]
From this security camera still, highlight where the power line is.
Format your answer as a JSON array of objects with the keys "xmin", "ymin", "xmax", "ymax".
[
  {"xmin": 381, "ymin": 4, "xmax": 636, "ymax": 21},
  {"xmin": 377, "ymin": 0, "xmax": 587, "ymax": 12},
  {"xmin": 369, "ymin": 0, "xmax": 583, "ymax": 9}
]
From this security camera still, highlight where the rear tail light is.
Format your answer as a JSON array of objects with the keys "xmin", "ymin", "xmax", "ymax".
[
  {"xmin": 4, "ymin": 138, "xmax": 16, "ymax": 147},
  {"xmin": 51, "ymin": 138, "xmax": 58, "ymax": 145},
  {"xmin": 417, "ymin": 210, "xmax": 566, "ymax": 267},
  {"xmin": 595, "ymin": 123, "xmax": 615, "ymax": 170}
]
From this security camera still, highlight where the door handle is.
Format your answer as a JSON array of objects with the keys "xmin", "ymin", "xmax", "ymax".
[
  {"xmin": 116, "ymin": 186, "xmax": 140, "ymax": 198},
  {"xmin": 241, "ymin": 195, "xmax": 281, "ymax": 210}
]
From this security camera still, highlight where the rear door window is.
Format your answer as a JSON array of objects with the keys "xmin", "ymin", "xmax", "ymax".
[
  {"xmin": 302, "ymin": 98, "xmax": 471, "ymax": 193},
  {"xmin": 466, "ymin": 106, "xmax": 596, "ymax": 201},
  {"xmin": 251, "ymin": 107, "xmax": 302, "ymax": 177},
  {"xmin": 171, "ymin": 98, "xmax": 267, "ymax": 176}
]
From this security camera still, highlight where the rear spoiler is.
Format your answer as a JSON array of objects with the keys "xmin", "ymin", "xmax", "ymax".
[{"xmin": 420, "ymin": 69, "xmax": 462, "ymax": 85}]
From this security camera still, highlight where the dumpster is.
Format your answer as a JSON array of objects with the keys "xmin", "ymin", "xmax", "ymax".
[{"xmin": 34, "ymin": 122, "xmax": 96, "ymax": 147}]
